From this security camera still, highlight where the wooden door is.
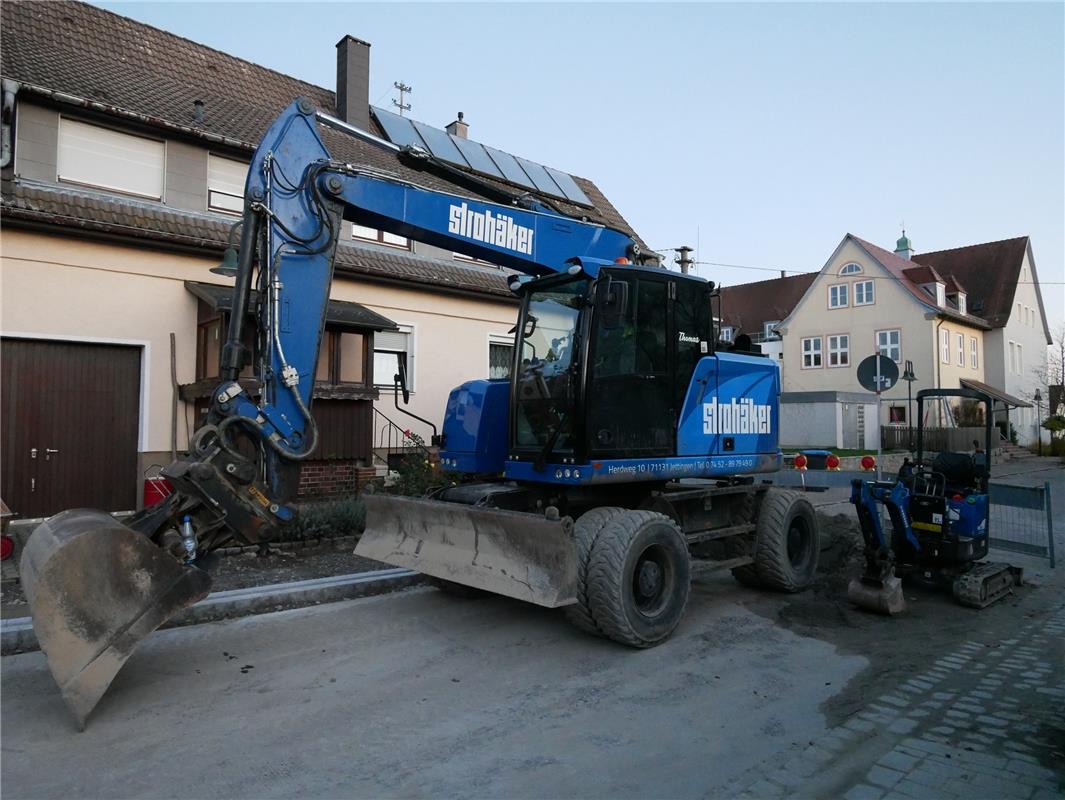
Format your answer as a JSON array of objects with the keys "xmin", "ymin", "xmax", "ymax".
[{"xmin": 1, "ymin": 338, "xmax": 141, "ymax": 517}]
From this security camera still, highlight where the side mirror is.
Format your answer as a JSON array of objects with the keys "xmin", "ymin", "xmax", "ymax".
[
  {"xmin": 394, "ymin": 359, "xmax": 410, "ymax": 404},
  {"xmin": 601, "ymin": 278, "xmax": 630, "ymax": 329}
]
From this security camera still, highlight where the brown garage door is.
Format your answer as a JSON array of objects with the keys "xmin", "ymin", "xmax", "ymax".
[{"xmin": 2, "ymin": 338, "xmax": 141, "ymax": 517}]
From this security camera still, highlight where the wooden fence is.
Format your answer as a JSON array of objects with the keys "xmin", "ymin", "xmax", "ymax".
[{"xmin": 880, "ymin": 426, "xmax": 988, "ymax": 453}]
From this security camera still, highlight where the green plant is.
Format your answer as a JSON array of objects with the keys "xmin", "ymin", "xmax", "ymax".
[
  {"xmin": 384, "ymin": 432, "xmax": 441, "ymax": 497},
  {"xmin": 954, "ymin": 400, "xmax": 985, "ymax": 427},
  {"xmin": 1042, "ymin": 414, "xmax": 1065, "ymax": 435},
  {"xmin": 285, "ymin": 496, "xmax": 366, "ymax": 541}
]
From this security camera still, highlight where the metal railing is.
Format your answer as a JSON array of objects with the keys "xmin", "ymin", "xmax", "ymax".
[
  {"xmin": 372, "ymin": 408, "xmax": 431, "ymax": 471},
  {"xmin": 880, "ymin": 426, "xmax": 987, "ymax": 453}
]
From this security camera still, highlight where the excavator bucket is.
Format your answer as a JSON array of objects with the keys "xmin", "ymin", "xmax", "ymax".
[
  {"xmin": 19, "ymin": 509, "xmax": 211, "ymax": 729},
  {"xmin": 847, "ymin": 574, "xmax": 906, "ymax": 615},
  {"xmin": 356, "ymin": 495, "xmax": 577, "ymax": 608}
]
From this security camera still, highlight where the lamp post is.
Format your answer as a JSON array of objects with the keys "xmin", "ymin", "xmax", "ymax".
[
  {"xmin": 1034, "ymin": 389, "xmax": 1042, "ymax": 456},
  {"xmin": 902, "ymin": 360, "xmax": 917, "ymax": 450}
]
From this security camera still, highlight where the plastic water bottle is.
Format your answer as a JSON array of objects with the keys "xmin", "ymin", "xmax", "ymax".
[{"xmin": 180, "ymin": 515, "xmax": 197, "ymax": 562}]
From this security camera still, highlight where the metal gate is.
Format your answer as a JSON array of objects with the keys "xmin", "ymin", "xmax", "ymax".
[{"xmin": 989, "ymin": 481, "xmax": 1056, "ymax": 568}]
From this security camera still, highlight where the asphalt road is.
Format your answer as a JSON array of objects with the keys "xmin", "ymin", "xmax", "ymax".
[
  {"xmin": 2, "ymin": 579, "xmax": 865, "ymax": 799},
  {"xmin": 2, "ymin": 458, "xmax": 1061, "ymax": 799}
]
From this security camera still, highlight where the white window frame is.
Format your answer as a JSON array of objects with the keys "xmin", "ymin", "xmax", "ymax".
[
  {"xmin": 955, "ymin": 332, "xmax": 964, "ymax": 366},
  {"xmin": 969, "ymin": 336, "xmax": 978, "ymax": 369},
  {"xmin": 57, "ymin": 116, "xmax": 165, "ymax": 200},
  {"xmin": 839, "ymin": 263, "xmax": 862, "ymax": 276},
  {"xmin": 487, "ymin": 332, "xmax": 514, "ymax": 379},
  {"xmin": 877, "ymin": 329, "xmax": 902, "ymax": 363},
  {"xmin": 1016, "ymin": 342, "xmax": 1023, "ymax": 375},
  {"xmin": 801, "ymin": 336, "xmax": 823, "ymax": 369},
  {"xmin": 828, "ymin": 283, "xmax": 849, "ymax": 309},
  {"xmin": 940, "ymin": 329, "xmax": 950, "ymax": 363},
  {"xmin": 207, "ymin": 154, "xmax": 248, "ymax": 214},
  {"xmin": 854, "ymin": 280, "xmax": 874, "ymax": 306},
  {"xmin": 763, "ymin": 320, "xmax": 781, "ymax": 340},
  {"xmin": 353, "ymin": 223, "xmax": 411, "ymax": 250},
  {"xmin": 827, "ymin": 334, "xmax": 849, "ymax": 368},
  {"xmin": 719, "ymin": 326, "xmax": 734, "ymax": 343},
  {"xmin": 373, "ymin": 323, "xmax": 416, "ymax": 391}
]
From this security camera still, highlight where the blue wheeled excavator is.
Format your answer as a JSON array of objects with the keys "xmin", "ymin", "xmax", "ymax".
[{"xmin": 21, "ymin": 98, "xmax": 821, "ymax": 728}]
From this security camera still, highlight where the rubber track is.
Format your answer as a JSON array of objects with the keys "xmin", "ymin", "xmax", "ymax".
[
  {"xmin": 565, "ymin": 507, "xmax": 626, "ymax": 636},
  {"xmin": 586, "ymin": 510, "xmax": 687, "ymax": 647},
  {"xmin": 750, "ymin": 489, "xmax": 817, "ymax": 592}
]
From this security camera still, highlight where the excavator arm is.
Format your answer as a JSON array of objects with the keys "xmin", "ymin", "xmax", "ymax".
[{"xmin": 19, "ymin": 98, "xmax": 640, "ymax": 727}]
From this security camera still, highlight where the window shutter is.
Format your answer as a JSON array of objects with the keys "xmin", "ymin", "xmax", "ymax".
[
  {"xmin": 375, "ymin": 330, "xmax": 409, "ymax": 352},
  {"xmin": 58, "ymin": 118, "xmax": 164, "ymax": 199}
]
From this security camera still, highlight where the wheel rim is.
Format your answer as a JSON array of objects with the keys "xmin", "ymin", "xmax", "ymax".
[
  {"xmin": 631, "ymin": 543, "xmax": 673, "ymax": 617},
  {"xmin": 786, "ymin": 516, "xmax": 813, "ymax": 570}
]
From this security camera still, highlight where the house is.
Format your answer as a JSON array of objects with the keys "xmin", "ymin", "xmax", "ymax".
[
  {"xmin": 775, "ymin": 232, "xmax": 1051, "ymax": 447},
  {"xmin": 0, "ymin": 1, "xmax": 647, "ymax": 516},
  {"xmin": 718, "ymin": 272, "xmax": 817, "ymax": 367}
]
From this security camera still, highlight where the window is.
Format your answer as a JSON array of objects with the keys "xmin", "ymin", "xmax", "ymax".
[
  {"xmin": 889, "ymin": 405, "xmax": 907, "ymax": 424},
  {"xmin": 829, "ymin": 284, "xmax": 848, "ymax": 308},
  {"xmin": 1016, "ymin": 343, "xmax": 1023, "ymax": 375},
  {"xmin": 315, "ymin": 331, "xmax": 367, "ymax": 385},
  {"xmin": 957, "ymin": 294, "xmax": 967, "ymax": 315},
  {"xmin": 763, "ymin": 320, "xmax": 781, "ymax": 340},
  {"xmin": 353, "ymin": 224, "xmax": 410, "ymax": 249},
  {"xmin": 955, "ymin": 333, "xmax": 964, "ymax": 366},
  {"xmin": 940, "ymin": 329, "xmax": 950, "ymax": 363},
  {"xmin": 374, "ymin": 325, "xmax": 414, "ymax": 389},
  {"xmin": 854, "ymin": 280, "xmax": 874, "ymax": 306},
  {"xmin": 455, "ymin": 252, "xmax": 499, "ymax": 267},
  {"xmin": 828, "ymin": 334, "xmax": 849, "ymax": 367},
  {"xmin": 839, "ymin": 263, "xmax": 862, "ymax": 276},
  {"xmin": 969, "ymin": 337, "xmax": 978, "ymax": 369},
  {"xmin": 802, "ymin": 337, "xmax": 822, "ymax": 368},
  {"xmin": 488, "ymin": 334, "xmax": 514, "ymax": 379},
  {"xmin": 208, "ymin": 155, "xmax": 247, "ymax": 213},
  {"xmin": 878, "ymin": 329, "xmax": 901, "ymax": 362},
  {"xmin": 719, "ymin": 326, "xmax": 734, "ymax": 342},
  {"xmin": 58, "ymin": 117, "xmax": 164, "ymax": 199}
]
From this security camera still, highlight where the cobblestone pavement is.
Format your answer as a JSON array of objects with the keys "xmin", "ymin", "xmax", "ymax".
[{"xmin": 724, "ymin": 604, "xmax": 1065, "ymax": 799}]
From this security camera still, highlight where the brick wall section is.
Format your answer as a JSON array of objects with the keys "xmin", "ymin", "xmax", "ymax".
[{"xmin": 297, "ymin": 460, "xmax": 377, "ymax": 498}]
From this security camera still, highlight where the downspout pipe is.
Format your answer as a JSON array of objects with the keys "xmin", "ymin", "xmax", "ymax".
[{"xmin": 1, "ymin": 80, "xmax": 20, "ymax": 169}]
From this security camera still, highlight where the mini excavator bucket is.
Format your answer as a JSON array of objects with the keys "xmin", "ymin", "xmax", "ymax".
[
  {"xmin": 356, "ymin": 495, "xmax": 578, "ymax": 608},
  {"xmin": 19, "ymin": 509, "xmax": 211, "ymax": 729},
  {"xmin": 847, "ymin": 574, "xmax": 906, "ymax": 615}
]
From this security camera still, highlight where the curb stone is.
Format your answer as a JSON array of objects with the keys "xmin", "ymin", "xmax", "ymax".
[{"xmin": 1, "ymin": 567, "xmax": 425, "ymax": 656}]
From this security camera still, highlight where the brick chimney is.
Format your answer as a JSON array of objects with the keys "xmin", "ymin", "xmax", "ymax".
[
  {"xmin": 445, "ymin": 112, "xmax": 468, "ymax": 139},
  {"xmin": 336, "ymin": 35, "xmax": 371, "ymax": 131}
]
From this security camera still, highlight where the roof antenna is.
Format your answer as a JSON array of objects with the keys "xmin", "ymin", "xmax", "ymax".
[{"xmin": 392, "ymin": 81, "xmax": 412, "ymax": 116}]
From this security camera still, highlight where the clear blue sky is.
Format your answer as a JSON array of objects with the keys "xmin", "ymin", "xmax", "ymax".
[{"xmin": 95, "ymin": 1, "xmax": 1064, "ymax": 329}]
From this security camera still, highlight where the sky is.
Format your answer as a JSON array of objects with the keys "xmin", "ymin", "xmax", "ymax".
[{"xmin": 95, "ymin": 1, "xmax": 1064, "ymax": 330}]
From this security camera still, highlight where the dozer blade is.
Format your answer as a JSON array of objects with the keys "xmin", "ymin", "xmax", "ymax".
[
  {"xmin": 357, "ymin": 495, "xmax": 577, "ymax": 607},
  {"xmin": 19, "ymin": 509, "xmax": 211, "ymax": 730},
  {"xmin": 847, "ymin": 575, "xmax": 906, "ymax": 615}
]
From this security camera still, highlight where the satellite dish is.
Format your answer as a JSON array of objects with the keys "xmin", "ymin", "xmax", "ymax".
[{"xmin": 857, "ymin": 354, "xmax": 899, "ymax": 393}]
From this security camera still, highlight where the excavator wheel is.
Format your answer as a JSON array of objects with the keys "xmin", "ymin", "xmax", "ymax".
[
  {"xmin": 19, "ymin": 509, "xmax": 211, "ymax": 729},
  {"xmin": 740, "ymin": 489, "xmax": 820, "ymax": 593}
]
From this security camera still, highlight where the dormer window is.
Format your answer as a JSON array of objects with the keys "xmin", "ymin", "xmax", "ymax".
[
  {"xmin": 935, "ymin": 283, "xmax": 945, "ymax": 306},
  {"xmin": 763, "ymin": 321, "xmax": 781, "ymax": 340},
  {"xmin": 839, "ymin": 263, "xmax": 862, "ymax": 276},
  {"xmin": 955, "ymin": 293, "xmax": 967, "ymax": 315},
  {"xmin": 720, "ymin": 326, "xmax": 734, "ymax": 343}
]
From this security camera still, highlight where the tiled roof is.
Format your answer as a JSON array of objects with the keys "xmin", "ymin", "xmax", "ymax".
[
  {"xmin": 0, "ymin": 0, "xmax": 646, "ymax": 260},
  {"xmin": 2, "ymin": 180, "xmax": 515, "ymax": 299},
  {"xmin": 851, "ymin": 236, "xmax": 992, "ymax": 330},
  {"xmin": 719, "ymin": 272, "xmax": 818, "ymax": 335},
  {"xmin": 911, "ymin": 237, "xmax": 1035, "ymax": 331}
]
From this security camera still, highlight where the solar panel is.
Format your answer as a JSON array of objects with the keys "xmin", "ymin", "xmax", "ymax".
[
  {"xmin": 483, "ymin": 145, "xmax": 536, "ymax": 190},
  {"xmin": 515, "ymin": 156, "xmax": 565, "ymax": 197},
  {"xmin": 544, "ymin": 166, "xmax": 593, "ymax": 207},
  {"xmin": 450, "ymin": 135, "xmax": 505, "ymax": 179},
  {"xmin": 411, "ymin": 121, "xmax": 469, "ymax": 167},
  {"xmin": 369, "ymin": 107, "xmax": 594, "ymax": 207},
  {"xmin": 371, "ymin": 107, "xmax": 429, "ymax": 151}
]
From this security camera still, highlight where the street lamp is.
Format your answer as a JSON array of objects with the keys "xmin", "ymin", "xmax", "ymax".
[
  {"xmin": 1034, "ymin": 389, "xmax": 1042, "ymax": 456},
  {"xmin": 902, "ymin": 360, "xmax": 917, "ymax": 450}
]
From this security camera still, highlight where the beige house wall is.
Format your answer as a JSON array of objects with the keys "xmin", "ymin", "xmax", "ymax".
[
  {"xmin": 0, "ymin": 229, "xmax": 518, "ymax": 464},
  {"xmin": 778, "ymin": 238, "xmax": 985, "ymax": 427}
]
